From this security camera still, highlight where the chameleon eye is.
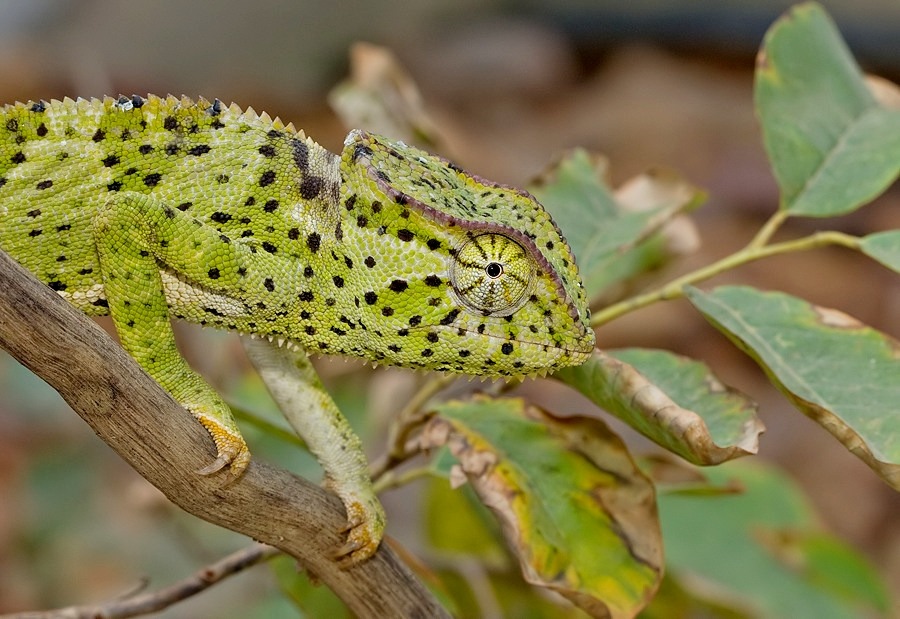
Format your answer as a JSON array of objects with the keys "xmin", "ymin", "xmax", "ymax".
[{"xmin": 450, "ymin": 233, "xmax": 533, "ymax": 316}]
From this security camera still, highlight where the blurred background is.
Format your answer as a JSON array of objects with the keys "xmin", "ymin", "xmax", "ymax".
[{"xmin": 0, "ymin": 0, "xmax": 897, "ymax": 616}]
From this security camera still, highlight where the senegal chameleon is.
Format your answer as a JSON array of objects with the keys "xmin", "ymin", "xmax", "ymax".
[{"xmin": 0, "ymin": 94, "xmax": 595, "ymax": 565}]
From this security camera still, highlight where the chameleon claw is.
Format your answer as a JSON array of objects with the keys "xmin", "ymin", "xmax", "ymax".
[
  {"xmin": 329, "ymin": 497, "xmax": 385, "ymax": 568},
  {"xmin": 195, "ymin": 415, "xmax": 252, "ymax": 479}
]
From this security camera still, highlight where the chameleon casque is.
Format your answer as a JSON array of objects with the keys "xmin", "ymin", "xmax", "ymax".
[{"xmin": 0, "ymin": 94, "xmax": 595, "ymax": 564}]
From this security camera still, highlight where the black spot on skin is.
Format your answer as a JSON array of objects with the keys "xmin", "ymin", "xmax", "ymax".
[
  {"xmin": 263, "ymin": 199, "xmax": 279, "ymax": 212},
  {"xmin": 79, "ymin": 267, "xmax": 93, "ymax": 275},
  {"xmin": 388, "ymin": 344, "xmax": 401, "ymax": 353},
  {"xmin": 26, "ymin": 209, "xmax": 41, "ymax": 218},
  {"xmin": 424, "ymin": 275, "xmax": 441, "ymax": 287},
  {"xmin": 364, "ymin": 292, "xmax": 377, "ymax": 305},
  {"xmin": 397, "ymin": 329, "xmax": 409, "ymax": 336},
  {"xmin": 307, "ymin": 233, "xmax": 321, "ymax": 252},
  {"xmin": 371, "ymin": 201, "xmax": 382, "ymax": 214},
  {"xmin": 264, "ymin": 278, "xmax": 275, "ymax": 291},
  {"xmin": 299, "ymin": 175, "xmax": 323, "ymax": 199},
  {"xmin": 241, "ymin": 230, "xmax": 253, "ymax": 238},
  {"xmin": 36, "ymin": 123, "xmax": 48, "ymax": 137},
  {"xmin": 287, "ymin": 227, "xmax": 300, "ymax": 240},
  {"xmin": 501, "ymin": 342, "xmax": 514, "ymax": 355},
  {"xmin": 102, "ymin": 154, "xmax": 119, "ymax": 167},
  {"xmin": 305, "ymin": 325, "xmax": 316, "ymax": 335},
  {"xmin": 177, "ymin": 202, "xmax": 193, "ymax": 211},
  {"xmin": 208, "ymin": 268, "xmax": 220, "ymax": 279},
  {"xmin": 344, "ymin": 256, "xmax": 353, "ymax": 269},
  {"xmin": 139, "ymin": 144, "xmax": 153, "ymax": 154},
  {"xmin": 334, "ymin": 221, "xmax": 343, "ymax": 241},
  {"xmin": 344, "ymin": 195, "xmax": 357, "ymax": 210},
  {"xmin": 258, "ymin": 144, "xmax": 276, "ymax": 157},
  {"xmin": 303, "ymin": 266, "xmax": 314, "ymax": 278},
  {"xmin": 427, "ymin": 239, "xmax": 441, "ymax": 250},
  {"xmin": 6, "ymin": 119, "xmax": 18, "ymax": 132},
  {"xmin": 163, "ymin": 207, "xmax": 176, "ymax": 219},
  {"xmin": 163, "ymin": 116, "xmax": 178, "ymax": 131},
  {"xmin": 364, "ymin": 256, "xmax": 376, "ymax": 268},
  {"xmin": 237, "ymin": 267, "xmax": 247, "ymax": 277},
  {"xmin": 124, "ymin": 167, "xmax": 137, "ymax": 176},
  {"xmin": 389, "ymin": 279, "xmax": 408, "ymax": 293},
  {"xmin": 31, "ymin": 101, "xmax": 47, "ymax": 113},
  {"xmin": 397, "ymin": 229, "xmax": 414, "ymax": 242},
  {"xmin": 262, "ymin": 241, "xmax": 277, "ymax": 254},
  {"xmin": 91, "ymin": 129, "xmax": 105, "ymax": 142},
  {"xmin": 291, "ymin": 139, "xmax": 309, "ymax": 170},
  {"xmin": 330, "ymin": 326, "xmax": 346, "ymax": 336},
  {"xmin": 356, "ymin": 215, "xmax": 368, "ymax": 228},
  {"xmin": 259, "ymin": 170, "xmax": 276, "ymax": 187},
  {"xmin": 28, "ymin": 229, "xmax": 42, "ymax": 237},
  {"xmin": 93, "ymin": 298, "xmax": 108, "ymax": 308},
  {"xmin": 477, "ymin": 324, "xmax": 486, "ymax": 334},
  {"xmin": 394, "ymin": 193, "xmax": 408, "ymax": 205},
  {"xmin": 381, "ymin": 307, "xmax": 394, "ymax": 317},
  {"xmin": 440, "ymin": 309, "xmax": 460, "ymax": 325},
  {"xmin": 546, "ymin": 241, "xmax": 554, "ymax": 250},
  {"xmin": 298, "ymin": 291, "xmax": 314, "ymax": 302},
  {"xmin": 426, "ymin": 332, "xmax": 439, "ymax": 343},
  {"xmin": 48, "ymin": 281, "xmax": 66, "ymax": 291},
  {"xmin": 352, "ymin": 144, "xmax": 373, "ymax": 162},
  {"xmin": 206, "ymin": 99, "xmax": 223, "ymax": 116},
  {"xmin": 210, "ymin": 118, "xmax": 225, "ymax": 130},
  {"xmin": 0, "ymin": 177, "xmax": 6, "ymax": 188},
  {"xmin": 56, "ymin": 255, "xmax": 66, "ymax": 262},
  {"xmin": 217, "ymin": 174, "xmax": 229, "ymax": 184},
  {"xmin": 421, "ymin": 349, "xmax": 433, "ymax": 357},
  {"xmin": 57, "ymin": 224, "xmax": 71, "ymax": 232},
  {"xmin": 210, "ymin": 211, "xmax": 231, "ymax": 223},
  {"xmin": 143, "ymin": 173, "xmax": 162, "ymax": 187},
  {"xmin": 165, "ymin": 143, "xmax": 179, "ymax": 156},
  {"xmin": 11, "ymin": 152, "xmax": 25, "ymax": 164},
  {"xmin": 189, "ymin": 144, "xmax": 211, "ymax": 156},
  {"xmin": 333, "ymin": 275, "xmax": 344, "ymax": 288}
]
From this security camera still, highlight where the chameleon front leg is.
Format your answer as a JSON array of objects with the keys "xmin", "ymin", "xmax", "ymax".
[
  {"xmin": 93, "ymin": 192, "xmax": 250, "ymax": 476},
  {"xmin": 242, "ymin": 337, "xmax": 385, "ymax": 566}
]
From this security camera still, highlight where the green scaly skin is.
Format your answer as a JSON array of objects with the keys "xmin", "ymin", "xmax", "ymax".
[{"xmin": 0, "ymin": 94, "xmax": 595, "ymax": 564}]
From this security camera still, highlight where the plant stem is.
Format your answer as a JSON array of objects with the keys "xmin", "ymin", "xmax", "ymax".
[
  {"xmin": 591, "ymin": 230, "xmax": 860, "ymax": 326},
  {"xmin": 747, "ymin": 209, "xmax": 789, "ymax": 249}
]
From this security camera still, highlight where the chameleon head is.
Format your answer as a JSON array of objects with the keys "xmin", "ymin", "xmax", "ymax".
[{"xmin": 335, "ymin": 131, "xmax": 595, "ymax": 377}]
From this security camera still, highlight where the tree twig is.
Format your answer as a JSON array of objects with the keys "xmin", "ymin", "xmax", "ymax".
[
  {"xmin": 0, "ymin": 249, "xmax": 450, "ymax": 618},
  {"xmin": 1, "ymin": 543, "xmax": 280, "ymax": 619}
]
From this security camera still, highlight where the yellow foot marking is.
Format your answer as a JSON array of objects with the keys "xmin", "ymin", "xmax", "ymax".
[
  {"xmin": 332, "ymin": 497, "xmax": 386, "ymax": 568},
  {"xmin": 195, "ymin": 415, "xmax": 251, "ymax": 478}
]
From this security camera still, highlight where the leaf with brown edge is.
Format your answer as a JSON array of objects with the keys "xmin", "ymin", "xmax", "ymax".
[
  {"xmin": 421, "ymin": 396, "xmax": 662, "ymax": 619},
  {"xmin": 686, "ymin": 285, "xmax": 900, "ymax": 490},
  {"xmin": 554, "ymin": 349, "xmax": 763, "ymax": 466}
]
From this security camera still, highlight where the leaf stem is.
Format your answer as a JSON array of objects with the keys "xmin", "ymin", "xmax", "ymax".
[
  {"xmin": 591, "ymin": 230, "xmax": 860, "ymax": 326},
  {"xmin": 747, "ymin": 209, "xmax": 789, "ymax": 249}
]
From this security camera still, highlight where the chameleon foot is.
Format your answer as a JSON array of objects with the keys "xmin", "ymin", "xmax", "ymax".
[
  {"xmin": 331, "ymin": 493, "xmax": 386, "ymax": 568},
  {"xmin": 194, "ymin": 415, "xmax": 252, "ymax": 478}
]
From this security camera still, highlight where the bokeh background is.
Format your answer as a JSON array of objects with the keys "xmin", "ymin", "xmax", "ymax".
[{"xmin": 0, "ymin": 0, "xmax": 897, "ymax": 616}]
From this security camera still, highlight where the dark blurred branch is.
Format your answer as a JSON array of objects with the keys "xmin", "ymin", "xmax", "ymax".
[{"xmin": 0, "ymin": 249, "xmax": 449, "ymax": 618}]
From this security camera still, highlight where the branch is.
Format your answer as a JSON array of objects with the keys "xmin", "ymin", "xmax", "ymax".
[
  {"xmin": 3, "ymin": 543, "xmax": 280, "ymax": 619},
  {"xmin": 0, "ymin": 249, "xmax": 449, "ymax": 618}
]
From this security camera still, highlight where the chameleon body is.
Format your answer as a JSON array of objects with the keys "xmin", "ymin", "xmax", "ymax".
[{"xmin": 0, "ymin": 95, "xmax": 595, "ymax": 563}]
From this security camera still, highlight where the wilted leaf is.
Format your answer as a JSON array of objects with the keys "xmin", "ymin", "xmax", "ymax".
[
  {"xmin": 531, "ymin": 150, "xmax": 703, "ymax": 298},
  {"xmin": 686, "ymin": 286, "xmax": 900, "ymax": 490},
  {"xmin": 755, "ymin": 3, "xmax": 900, "ymax": 216},
  {"xmin": 656, "ymin": 460, "xmax": 891, "ymax": 618},
  {"xmin": 860, "ymin": 230, "xmax": 900, "ymax": 273},
  {"xmin": 554, "ymin": 349, "xmax": 763, "ymax": 465},
  {"xmin": 329, "ymin": 42, "xmax": 446, "ymax": 148},
  {"xmin": 421, "ymin": 396, "xmax": 662, "ymax": 619}
]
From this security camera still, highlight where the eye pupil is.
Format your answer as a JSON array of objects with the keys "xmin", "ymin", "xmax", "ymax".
[{"xmin": 485, "ymin": 262, "xmax": 503, "ymax": 278}]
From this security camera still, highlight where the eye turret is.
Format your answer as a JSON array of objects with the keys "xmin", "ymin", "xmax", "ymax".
[{"xmin": 449, "ymin": 233, "xmax": 533, "ymax": 316}]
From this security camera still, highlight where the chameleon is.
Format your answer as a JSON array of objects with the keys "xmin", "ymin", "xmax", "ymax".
[{"xmin": 0, "ymin": 94, "xmax": 595, "ymax": 565}]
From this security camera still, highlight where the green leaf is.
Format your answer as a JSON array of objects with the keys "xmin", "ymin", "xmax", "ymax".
[
  {"xmin": 656, "ymin": 460, "xmax": 891, "ymax": 618},
  {"xmin": 531, "ymin": 150, "xmax": 703, "ymax": 298},
  {"xmin": 686, "ymin": 285, "xmax": 900, "ymax": 490},
  {"xmin": 860, "ymin": 230, "xmax": 900, "ymax": 273},
  {"xmin": 421, "ymin": 396, "xmax": 662, "ymax": 619},
  {"xmin": 554, "ymin": 349, "xmax": 763, "ymax": 465},
  {"xmin": 755, "ymin": 2, "xmax": 900, "ymax": 217}
]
